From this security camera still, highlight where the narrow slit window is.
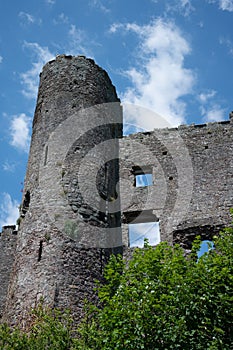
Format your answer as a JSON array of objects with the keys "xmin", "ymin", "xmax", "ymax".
[
  {"xmin": 44, "ymin": 145, "xmax": 48, "ymax": 166},
  {"xmin": 132, "ymin": 166, "xmax": 153, "ymax": 187},
  {"xmin": 38, "ymin": 241, "xmax": 43, "ymax": 262}
]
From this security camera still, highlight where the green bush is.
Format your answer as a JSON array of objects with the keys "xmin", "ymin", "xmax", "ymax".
[
  {"xmin": 0, "ymin": 224, "xmax": 232, "ymax": 349},
  {"xmin": 78, "ymin": 228, "xmax": 233, "ymax": 349},
  {"xmin": 0, "ymin": 306, "xmax": 75, "ymax": 350}
]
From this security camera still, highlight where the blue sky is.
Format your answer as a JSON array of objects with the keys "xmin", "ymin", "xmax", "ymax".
[{"xmin": 0, "ymin": 0, "xmax": 233, "ymax": 228}]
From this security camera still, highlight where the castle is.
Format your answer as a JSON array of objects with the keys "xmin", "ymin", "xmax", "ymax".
[{"xmin": 0, "ymin": 55, "xmax": 233, "ymax": 326}]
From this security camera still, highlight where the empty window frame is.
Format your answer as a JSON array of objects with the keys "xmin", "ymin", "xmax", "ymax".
[
  {"xmin": 129, "ymin": 221, "xmax": 160, "ymax": 248},
  {"xmin": 132, "ymin": 166, "xmax": 153, "ymax": 187},
  {"xmin": 124, "ymin": 210, "xmax": 160, "ymax": 248}
]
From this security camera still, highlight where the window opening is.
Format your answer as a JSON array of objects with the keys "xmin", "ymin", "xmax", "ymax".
[
  {"xmin": 22, "ymin": 190, "xmax": 30, "ymax": 216},
  {"xmin": 129, "ymin": 221, "xmax": 160, "ymax": 248},
  {"xmin": 38, "ymin": 240, "xmax": 43, "ymax": 262},
  {"xmin": 124, "ymin": 210, "xmax": 160, "ymax": 248},
  {"xmin": 132, "ymin": 166, "xmax": 153, "ymax": 187},
  {"xmin": 197, "ymin": 240, "xmax": 214, "ymax": 259},
  {"xmin": 44, "ymin": 145, "xmax": 48, "ymax": 166}
]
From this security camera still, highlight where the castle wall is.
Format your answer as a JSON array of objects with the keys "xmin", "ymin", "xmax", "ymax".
[
  {"xmin": 0, "ymin": 226, "xmax": 17, "ymax": 317},
  {"xmin": 120, "ymin": 119, "xmax": 233, "ymax": 248},
  {"xmin": 1, "ymin": 56, "xmax": 233, "ymax": 326},
  {"xmin": 2, "ymin": 56, "xmax": 123, "ymax": 326}
]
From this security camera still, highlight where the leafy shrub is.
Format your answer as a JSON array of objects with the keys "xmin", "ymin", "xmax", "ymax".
[
  {"xmin": 0, "ymin": 306, "xmax": 75, "ymax": 350},
  {"xmin": 78, "ymin": 229, "xmax": 233, "ymax": 349},
  {"xmin": 1, "ymin": 225, "xmax": 233, "ymax": 349}
]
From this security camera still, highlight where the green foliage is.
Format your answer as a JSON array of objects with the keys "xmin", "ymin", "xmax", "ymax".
[
  {"xmin": 78, "ymin": 229, "xmax": 233, "ymax": 349},
  {"xmin": 0, "ymin": 226, "xmax": 232, "ymax": 349},
  {"xmin": 0, "ymin": 306, "xmax": 75, "ymax": 350}
]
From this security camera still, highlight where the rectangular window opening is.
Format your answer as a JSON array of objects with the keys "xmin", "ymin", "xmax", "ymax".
[
  {"xmin": 124, "ymin": 210, "xmax": 160, "ymax": 248},
  {"xmin": 132, "ymin": 166, "xmax": 153, "ymax": 187},
  {"xmin": 129, "ymin": 221, "xmax": 160, "ymax": 248}
]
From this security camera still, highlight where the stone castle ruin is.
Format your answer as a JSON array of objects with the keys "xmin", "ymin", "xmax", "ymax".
[{"xmin": 0, "ymin": 55, "xmax": 232, "ymax": 325}]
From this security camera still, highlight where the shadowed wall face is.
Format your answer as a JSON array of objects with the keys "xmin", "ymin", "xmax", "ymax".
[
  {"xmin": 0, "ymin": 226, "xmax": 17, "ymax": 318},
  {"xmin": 2, "ymin": 55, "xmax": 123, "ymax": 326}
]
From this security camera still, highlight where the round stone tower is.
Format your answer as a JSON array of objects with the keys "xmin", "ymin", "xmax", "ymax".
[{"xmin": 3, "ymin": 55, "xmax": 123, "ymax": 326}]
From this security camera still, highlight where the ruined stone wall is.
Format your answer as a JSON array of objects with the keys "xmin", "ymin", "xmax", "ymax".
[
  {"xmin": 3, "ymin": 55, "xmax": 123, "ymax": 326},
  {"xmin": 0, "ymin": 226, "xmax": 17, "ymax": 317},
  {"xmin": 120, "ymin": 119, "xmax": 233, "ymax": 249},
  {"xmin": 1, "ymin": 56, "xmax": 233, "ymax": 326}
]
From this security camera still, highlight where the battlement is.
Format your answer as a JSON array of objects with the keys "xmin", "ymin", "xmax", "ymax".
[{"xmin": 1, "ymin": 225, "xmax": 18, "ymax": 236}]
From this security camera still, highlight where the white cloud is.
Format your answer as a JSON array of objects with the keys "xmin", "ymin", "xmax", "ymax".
[
  {"xmin": 0, "ymin": 193, "xmax": 19, "ymax": 228},
  {"xmin": 112, "ymin": 19, "xmax": 195, "ymax": 129},
  {"xmin": 207, "ymin": 0, "xmax": 233, "ymax": 11},
  {"xmin": 166, "ymin": 0, "xmax": 195, "ymax": 17},
  {"xmin": 21, "ymin": 42, "xmax": 54, "ymax": 99},
  {"xmin": 2, "ymin": 161, "xmax": 16, "ymax": 173},
  {"xmin": 67, "ymin": 25, "xmax": 93, "ymax": 56},
  {"xmin": 90, "ymin": 0, "xmax": 110, "ymax": 13},
  {"xmin": 20, "ymin": 31, "xmax": 93, "ymax": 93},
  {"xmin": 199, "ymin": 90, "xmax": 216, "ymax": 103},
  {"xmin": 46, "ymin": 0, "xmax": 56, "ymax": 5},
  {"xmin": 53, "ymin": 13, "xmax": 69, "ymax": 25},
  {"xmin": 219, "ymin": 37, "xmax": 233, "ymax": 55},
  {"xmin": 219, "ymin": 0, "xmax": 233, "ymax": 11},
  {"xmin": 0, "ymin": 56, "xmax": 3, "ymax": 64},
  {"xmin": 109, "ymin": 23, "xmax": 121, "ymax": 33},
  {"xmin": 10, "ymin": 113, "xmax": 31, "ymax": 152},
  {"xmin": 199, "ymin": 89, "xmax": 226, "ymax": 122},
  {"xmin": 201, "ymin": 105, "xmax": 226, "ymax": 122},
  {"xmin": 19, "ymin": 11, "xmax": 35, "ymax": 24}
]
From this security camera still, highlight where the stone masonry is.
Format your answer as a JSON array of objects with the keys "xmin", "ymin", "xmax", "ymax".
[
  {"xmin": 120, "ymin": 120, "xmax": 233, "ymax": 249},
  {"xmin": 0, "ymin": 226, "xmax": 17, "ymax": 318},
  {"xmin": 1, "ymin": 55, "xmax": 123, "ymax": 326},
  {"xmin": 0, "ymin": 55, "xmax": 233, "ymax": 326}
]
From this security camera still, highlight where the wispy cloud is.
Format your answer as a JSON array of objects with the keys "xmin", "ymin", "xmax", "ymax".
[
  {"xmin": 219, "ymin": 0, "xmax": 233, "ymax": 11},
  {"xmin": 21, "ymin": 42, "xmax": 54, "ymax": 99},
  {"xmin": 219, "ymin": 37, "xmax": 233, "ymax": 55},
  {"xmin": 166, "ymin": 0, "xmax": 195, "ymax": 17},
  {"xmin": 53, "ymin": 13, "xmax": 69, "ymax": 25},
  {"xmin": 89, "ymin": 0, "xmax": 110, "ymax": 13},
  {"xmin": 201, "ymin": 105, "xmax": 226, "ymax": 122},
  {"xmin": 199, "ymin": 90, "xmax": 216, "ymax": 103},
  {"xmin": 199, "ymin": 89, "xmax": 226, "ymax": 122},
  {"xmin": 0, "ymin": 56, "xmax": 3, "ymax": 64},
  {"xmin": 20, "ymin": 31, "xmax": 94, "ymax": 97},
  {"xmin": 2, "ymin": 161, "xmax": 16, "ymax": 173},
  {"xmin": 19, "ymin": 11, "xmax": 37, "ymax": 25},
  {"xmin": 67, "ymin": 25, "xmax": 93, "ymax": 56},
  {"xmin": 46, "ymin": 0, "xmax": 56, "ymax": 5},
  {"xmin": 0, "ymin": 193, "xmax": 19, "ymax": 228},
  {"xmin": 10, "ymin": 113, "xmax": 31, "ymax": 152},
  {"xmin": 111, "ymin": 19, "xmax": 195, "ymax": 128},
  {"xmin": 207, "ymin": 0, "xmax": 233, "ymax": 11}
]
